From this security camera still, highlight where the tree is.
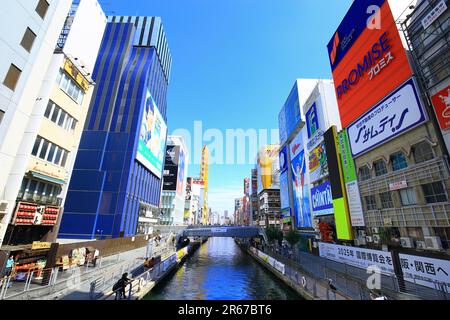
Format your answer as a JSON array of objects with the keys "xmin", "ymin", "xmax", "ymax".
[
  {"xmin": 265, "ymin": 226, "xmax": 283, "ymax": 244},
  {"xmin": 284, "ymin": 230, "xmax": 300, "ymax": 247}
]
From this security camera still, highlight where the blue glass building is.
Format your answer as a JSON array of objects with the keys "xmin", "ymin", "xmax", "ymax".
[{"xmin": 58, "ymin": 16, "xmax": 172, "ymax": 239}]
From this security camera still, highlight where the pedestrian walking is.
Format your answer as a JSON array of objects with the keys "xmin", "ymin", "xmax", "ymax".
[
  {"xmin": 4, "ymin": 255, "xmax": 15, "ymax": 288},
  {"xmin": 327, "ymin": 279, "xmax": 337, "ymax": 300},
  {"xmin": 93, "ymin": 249, "xmax": 100, "ymax": 267}
]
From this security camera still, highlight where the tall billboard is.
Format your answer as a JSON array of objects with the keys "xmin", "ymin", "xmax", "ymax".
[
  {"xmin": 257, "ymin": 145, "xmax": 280, "ymax": 194},
  {"xmin": 324, "ymin": 126, "xmax": 353, "ymax": 240},
  {"xmin": 327, "ymin": 0, "xmax": 413, "ymax": 128},
  {"xmin": 137, "ymin": 90, "xmax": 167, "ymax": 178},
  {"xmin": 338, "ymin": 129, "xmax": 365, "ymax": 227},
  {"xmin": 176, "ymin": 148, "xmax": 186, "ymax": 197},
  {"xmin": 290, "ymin": 129, "xmax": 312, "ymax": 228}
]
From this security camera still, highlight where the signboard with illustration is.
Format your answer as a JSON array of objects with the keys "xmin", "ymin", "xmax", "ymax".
[
  {"xmin": 308, "ymin": 141, "xmax": 328, "ymax": 183},
  {"xmin": 280, "ymin": 170, "xmax": 290, "ymax": 211},
  {"xmin": 257, "ymin": 145, "xmax": 280, "ymax": 194},
  {"xmin": 431, "ymin": 85, "xmax": 450, "ymax": 131},
  {"xmin": 136, "ymin": 90, "xmax": 167, "ymax": 179},
  {"xmin": 347, "ymin": 78, "xmax": 427, "ymax": 157},
  {"xmin": 290, "ymin": 129, "xmax": 312, "ymax": 228}
]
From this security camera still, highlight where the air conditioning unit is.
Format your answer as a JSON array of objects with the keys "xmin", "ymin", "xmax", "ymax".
[
  {"xmin": 0, "ymin": 201, "xmax": 8, "ymax": 216},
  {"xmin": 400, "ymin": 237, "xmax": 414, "ymax": 248},
  {"xmin": 424, "ymin": 236, "xmax": 443, "ymax": 250},
  {"xmin": 416, "ymin": 241, "xmax": 427, "ymax": 250},
  {"xmin": 365, "ymin": 236, "xmax": 373, "ymax": 243},
  {"xmin": 371, "ymin": 228, "xmax": 379, "ymax": 234},
  {"xmin": 355, "ymin": 238, "xmax": 366, "ymax": 246},
  {"xmin": 358, "ymin": 230, "xmax": 366, "ymax": 237},
  {"xmin": 372, "ymin": 234, "xmax": 381, "ymax": 244}
]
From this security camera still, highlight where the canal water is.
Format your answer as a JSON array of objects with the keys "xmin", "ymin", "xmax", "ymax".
[{"xmin": 145, "ymin": 237, "xmax": 301, "ymax": 300}]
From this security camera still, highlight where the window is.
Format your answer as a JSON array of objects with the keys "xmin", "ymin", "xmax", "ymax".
[
  {"xmin": 380, "ymin": 192, "xmax": 394, "ymax": 209},
  {"xmin": 20, "ymin": 28, "xmax": 37, "ymax": 52},
  {"xmin": 57, "ymin": 70, "xmax": 85, "ymax": 104},
  {"xmin": 0, "ymin": 110, "xmax": 4, "ymax": 126},
  {"xmin": 44, "ymin": 100, "xmax": 77, "ymax": 132},
  {"xmin": 413, "ymin": 142, "xmax": 434, "ymax": 164},
  {"xmin": 422, "ymin": 182, "xmax": 447, "ymax": 204},
  {"xmin": 359, "ymin": 166, "xmax": 371, "ymax": 181},
  {"xmin": 35, "ymin": 0, "xmax": 49, "ymax": 19},
  {"xmin": 365, "ymin": 195, "xmax": 377, "ymax": 210},
  {"xmin": 3, "ymin": 64, "xmax": 22, "ymax": 91},
  {"xmin": 32, "ymin": 135, "xmax": 69, "ymax": 167},
  {"xmin": 391, "ymin": 152, "xmax": 408, "ymax": 171},
  {"xmin": 32, "ymin": 136, "xmax": 42, "ymax": 156},
  {"xmin": 400, "ymin": 188, "xmax": 417, "ymax": 206},
  {"xmin": 373, "ymin": 160, "xmax": 387, "ymax": 176}
]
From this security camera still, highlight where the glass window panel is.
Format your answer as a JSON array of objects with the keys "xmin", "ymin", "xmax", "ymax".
[
  {"xmin": 391, "ymin": 152, "xmax": 408, "ymax": 171},
  {"xmin": 67, "ymin": 81, "xmax": 75, "ymax": 97},
  {"xmin": 28, "ymin": 180, "xmax": 37, "ymax": 193},
  {"xmin": 61, "ymin": 150, "xmax": 68, "ymax": 167},
  {"xmin": 46, "ymin": 143, "xmax": 56, "ymax": 162},
  {"xmin": 39, "ymin": 140, "xmax": 49, "ymax": 159},
  {"xmin": 58, "ymin": 110, "xmax": 66, "ymax": 126},
  {"xmin": 44, "ymin": 101, "xmax": 53, "ymax": 118},
  {"xmin": 51, "ymin": 106, "xmax": 60, "ymax": 123},
  {"xmin": 400, "ymin": 188, "xmax": 417, "ymax": 206},
  {"xmin": 422, "ymin": 182, "xmax": 447, "ymax": 204},
  {"xmin": 413, "ymin": 142, "xmax": 434, "ymax": 164},
  {"xmin": 374, "ymin": 160, "xmax": 387, "ymax": 176},
  {"xmin": 54, "ymin": 147, "xmax": 62, "ymax": 165},
  {"xmin": 32, "ymin": 136, "xmax": 42, "ymax": 156}
]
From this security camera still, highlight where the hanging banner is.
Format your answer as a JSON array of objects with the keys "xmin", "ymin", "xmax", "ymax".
[
  {"xmin": 319, "ymin": 242, "xmax": 395, "ymax": 275},
  {"xmin": 338, "ymin": 129, "xmax": 365, "ymax": 227},
  {"xmin": 347, "ymin": 78, "xmax": 427, "ymax": 157},
  {"xmin": 399, "ymin": 253, "xmax": 450, "ymax": 291}
]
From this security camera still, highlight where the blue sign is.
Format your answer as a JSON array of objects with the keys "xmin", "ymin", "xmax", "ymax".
[
  {"xmin": 280, "ymin": 171, "xmax": 290, "ymax": 211},
  {"xmin": 306, "ymin": 102, "xmax": 320, "ymax": 139},
  {"xmin": 279, "ymin": 105, "xmax": 288, "ymax": 145},
  {"xmin": 311, "ymin": 180, "xmax": 334, "ymax": 216},
  {"xmin": 327, "ymin": 0, "xmax": 385, "ymax": 71},
  {"xmin": 279, "ymin": 146, "xmax": 288, "ymax": 173},
  {"xmin": 279, "ymin": 81, "xmax": 302, "ymax": 145}
]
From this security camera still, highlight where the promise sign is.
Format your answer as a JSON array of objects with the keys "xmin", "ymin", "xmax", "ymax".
[{"xmin": 327, "ymin": 0, "xmax": 412, "ymax": 128}]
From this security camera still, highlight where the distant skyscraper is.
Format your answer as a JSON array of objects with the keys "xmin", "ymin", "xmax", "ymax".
[{"xmin": 200, "ymin": 145, "xmax": 209, "ymax": 225}]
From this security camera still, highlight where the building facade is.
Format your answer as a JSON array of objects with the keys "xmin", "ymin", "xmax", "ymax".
[
  {"xmin": 58, "ymin": 15, "xmax": 172, "ymax": 240},
  {"xmin": 0, "ymin": 0, "xmax": 74, "ymax": 246},
  {"xmin": 200, "ymin": 145, "xmax": 209, "ymax": 225},
  {"xmin": 1, "ymin": 0, "xmax": 107, "ymax": 246},
  {"xmin": 160, "ymin": 136, "xmax": 189, "ymax": 226}
]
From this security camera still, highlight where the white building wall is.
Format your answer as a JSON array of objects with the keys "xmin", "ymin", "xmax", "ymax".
[{"xmin": 0, "ymin": 0, "xmax": 73, "ymax": 244}]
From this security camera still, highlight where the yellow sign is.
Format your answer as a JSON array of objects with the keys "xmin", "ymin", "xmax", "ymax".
[
  {"xmin": 31, "ymin": 242, "xmax": 52, "ymax": 250},
  {"xmin": 64, "ymin": 59, "xmax": 89, "ymax": 92}
]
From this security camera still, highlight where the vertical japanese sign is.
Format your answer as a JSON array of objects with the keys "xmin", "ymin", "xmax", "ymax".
[
  {"xmin": 324, "ymin": 126, "xmax": 353, "ymax": 240},
  {"xmin": 338, "ymin": 129, "xmax": 365, "ymax": 227}
]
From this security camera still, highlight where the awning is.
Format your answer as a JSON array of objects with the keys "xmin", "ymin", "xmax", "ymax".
[{"xmin": 31, "ymin": 172, "xmax": 66, "ymax": 185}]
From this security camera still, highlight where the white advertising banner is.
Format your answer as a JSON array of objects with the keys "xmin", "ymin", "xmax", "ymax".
[
  {"xmin": 319, "ymin": 242, "xmax": 395, "ymax": 275},
  {"xmin": 346, "ymin": 181, "xmax": 365, "ymax": 227},
  {"xmin": 399, "ymin": 254, "xmax": 450, "ymax": 291},
  {"xmin": 347, "ymin": 78, "xmax": 427, "ymax": 157}
]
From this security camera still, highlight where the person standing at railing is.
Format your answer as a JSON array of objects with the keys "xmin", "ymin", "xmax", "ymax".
[{"xmin": 113, "ymin": 273, "xmax": 132, "ymax": 300}]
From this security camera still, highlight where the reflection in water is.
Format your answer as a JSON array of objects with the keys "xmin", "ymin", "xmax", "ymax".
[{"xmin": 146, "ymin": 237, "xmax": 301, "ymax": 300}]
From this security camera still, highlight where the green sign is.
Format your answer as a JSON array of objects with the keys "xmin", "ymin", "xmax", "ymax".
[{"xmin": 338, "ymin": 129, "xmax": 357, "ymax": 183}]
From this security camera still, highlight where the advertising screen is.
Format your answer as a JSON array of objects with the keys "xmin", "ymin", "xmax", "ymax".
[
  {"xmin": 290, "ymin": 129, "xmax": 312, "ymax": 228},
  {"xmin": 163, "ymin": 145, "xmax": 179, "ymax": 191},
  {"xmin": 176, "ymin": 148, "xmax": 186, "ymax": 197},
  {"xmin": 279, "ymin": 81, "xmax": 302, "ymax": 144},
  {"xmin": 257, "ymin": 145, "xmax": 280, "ymax": 194},
  {"xmin": 327, "ymin": 0, "xmax": 413, "ymax": 128},
  {"xmin": 136, "ymin": 90, "xmax": 167, "ymax": 178},
  {"xmin": 280, "ymin": 171, "xmax": 290, "ymax": 212}
]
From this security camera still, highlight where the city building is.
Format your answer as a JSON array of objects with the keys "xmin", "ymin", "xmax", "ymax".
[
  {"xmin": 200, "ymin": 145, "xmax": 209, "ymax": 225},
  {"xmin": 184, "ymin": 177, "xmax": 203, "ymax": 226},
  {"xmin": 250, "ymin": 168, "xmax": 259, "ymax": 225},
  {"xmin": 160, "ymin": 136, "xmax": 189, "ymax": 226},
  {"xmin": 327, "ymin": 0, "xmax": 450, "ymax": 252},
  {"xmin": 257, "ymin": 145, "xmax": 281, "ymax": 228},
  {"xmin": 0, "ymin": 0, "xmax": 107, "ymax": 246},
  {"xmin": 58, "ymin": 15, "xmax": 172, "ymax": 240}
]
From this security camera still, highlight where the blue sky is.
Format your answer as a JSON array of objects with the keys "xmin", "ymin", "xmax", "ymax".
[{"xmin": 99, "ymin": 0, "xmax": 354, "ymax": 214}]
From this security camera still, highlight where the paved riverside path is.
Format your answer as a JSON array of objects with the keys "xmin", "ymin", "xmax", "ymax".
[{"xmin": 2, "ymin": 246, "xmax": 148, "ymax": 300}]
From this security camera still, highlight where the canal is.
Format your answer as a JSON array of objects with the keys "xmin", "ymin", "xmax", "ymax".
[{"xmin": 145, "ymin": 237, "xmax": 302, "ymax": 300}]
